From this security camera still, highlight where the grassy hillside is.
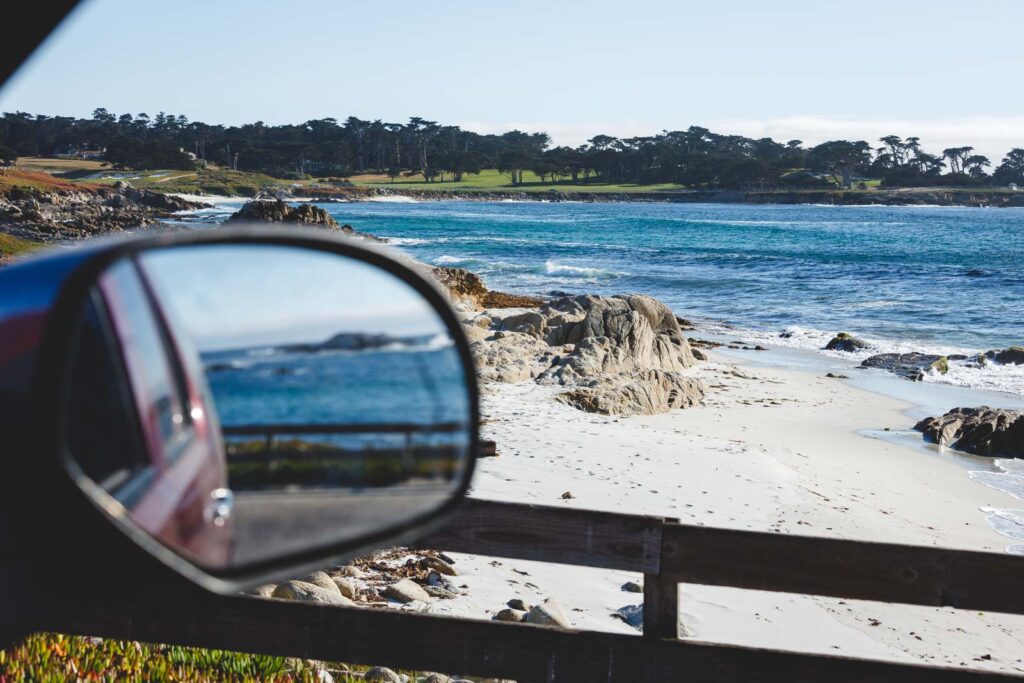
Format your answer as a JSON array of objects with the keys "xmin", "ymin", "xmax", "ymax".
[
  {"xmin": 351, "ymin": 168, "xmax": 686, "ymax": 193},
  {"xmin": 69, "ymin": 167, "xmax": 292, "ymax": 197}
]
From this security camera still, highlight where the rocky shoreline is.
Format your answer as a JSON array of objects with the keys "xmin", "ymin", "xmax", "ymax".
[
  {"xmin": 0, "ymin": 172, "xmax": 208, "ymax": 242},
  {"xmin": 291, "ymin": 185, "xmax": 1024, "ymax": 208}
]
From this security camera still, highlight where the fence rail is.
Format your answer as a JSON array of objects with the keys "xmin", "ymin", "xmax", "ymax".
[{"xmin": 44, "ymin": 497, "xmax": 1024, "ymax": 681}]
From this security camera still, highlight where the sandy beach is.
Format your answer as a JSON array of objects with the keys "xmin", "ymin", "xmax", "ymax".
[{"xmin": 411, "ymin": 342, "xmax": 1024, "ymax": 673}]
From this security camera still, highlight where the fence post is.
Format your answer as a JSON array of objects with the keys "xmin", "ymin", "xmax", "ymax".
[{"xmin": 643, "ymin": 516, "xmax": 680, "ymax": 639}]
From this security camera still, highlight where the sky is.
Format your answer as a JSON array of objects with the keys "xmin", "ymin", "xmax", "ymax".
[
  {"xmin": 138, "ymin": 244, "xmax": 446, "ymax": 350},
  {"xmin": 2, "ymin": 0, "xmax": 1023, "ymax": 160}
]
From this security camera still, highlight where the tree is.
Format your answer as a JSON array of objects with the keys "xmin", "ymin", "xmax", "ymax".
[
  {"xmin": 993, "ymin": 148, "xmax": 1024, "ymax": 185},
  {"xmin": 807, "ymin": 140, "xmax": 872, "ymax": 188},
  {"xmin": 0, "ymin": 145, "xmax": 16, "ymax": 166},
  {"xmin": 941, "ymin": 146, "xmax": 974, "ymax": 175}
]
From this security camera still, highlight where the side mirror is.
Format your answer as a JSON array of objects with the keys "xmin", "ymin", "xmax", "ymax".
[{"xmin": 4, "ymin": 228, "xmax": 477, "ymax": 591}]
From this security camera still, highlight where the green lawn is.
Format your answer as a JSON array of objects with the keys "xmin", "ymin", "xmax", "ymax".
[
  {"xmin": 350, "ymin": 168, "xmax": 686, "ymax": 194},
  {"xmin": 74, "ymin": 167, "xmax": 298, "ymax": 197}
]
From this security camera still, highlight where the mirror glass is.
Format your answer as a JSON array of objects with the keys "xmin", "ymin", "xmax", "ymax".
[{"xmin": 62, "ymin": 243, "xmax": 473, "ymax": 571}]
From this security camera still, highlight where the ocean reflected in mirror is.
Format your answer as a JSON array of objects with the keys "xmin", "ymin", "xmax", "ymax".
[{"xmin": 66, "ymin": 243, "xmax": 472, "ymax": 571}]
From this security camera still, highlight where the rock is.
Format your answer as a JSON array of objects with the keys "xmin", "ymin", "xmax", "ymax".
[
  {"xmin": 247, "ymin": 583, "xmax": 277, "ymax": 598},
  {"xmin": 561, "ymin": 491, "xmax": 575, "ymax": 499},
  {"xmin": 483, "ymin": 290, "xmax": 544, "ymax": 308},
  {"xmin": 332, "ymin": 577, "xmax": 358, "ymax": 599},
  {"xmin": 862, "ymin": 352, "xmax": 956, "ymax": 381},
  {"xmin": 272, "ymin": 580, "xmax": 354, "ymax": 606},
  {"xmin": 225, "ymin": 199, "xmax": 340, "ymax": 228},
  {"xmin": 985, "ymin": 347, "xmax": 1024, "ymax": 365},
  {"xmin": 557, "ymin": 369, "xmax": 704, "ymax": 416},
  {"xmin": 338, "ymin": 565, "xmax": 364, "ymax": 578},
  {"xmin": 471, "ymin": 331, "xmax": 551, "ymax": 383},
  {"xmin": 914, "ymin": 406, "xmax": 1024, "ymax": 457},
  {"xmin": 523, "ymin": 598, "xmax": 572, "ymax": 629},
  {"xmin": 506, "ymin": 598, "xmax": 530, "ymax": 611},
  {"xmin": 423, "ymin": 556, "xmax": 457, "ymax": 576},
  {"xmin": 613, "ymin": 604, "xmax": 644, "ymax": 629},
  {"xmin": 302, "ymin": 571, "xmax": 342, "ymax": 595},
  {"xmin": 825, "ymin": 372, "xmax": 850, "ymax": 379},
  {"xmin": 824, "ymin": 332, "xmax": 869, "ymax": 352},
  {"xmin": 493, "ymin": 608, "xmax": 526, "ymax": 622},
  {"xmin": 536, "ymin": 295, "xmax": 696, "ymax": 381},
  {"xmin": 622, "ymin": 581, "xmax": 643, "ymax": 593},
  {"xmin": 363, "ymin": 666, "xmax": 402, "ymax": 682},
  {"xmin": 383, "ymin": 578, "xmax": 433, "ymax": 604},
  {"xmin": 432, "ymin": 266, "xmax": 488, "ymax": 309},
  {"xmin": 424, "ymin": 585, "xmax": 459, "ymax": 599},
  {"xmin": 422, "ymin": 674, "xmax": 452, "ymax": 683},
  {"xmin": 502, "ymin": 310, "xmax": 546, "ymax": 336}
]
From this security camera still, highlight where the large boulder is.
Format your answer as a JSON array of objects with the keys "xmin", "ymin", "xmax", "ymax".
[
  {"xmin": 824, "ymin": 332, "xmax": 869, "ymax": 352},
  {"xmin": 557, "ymin": 369, "xmax": 704, "ymax": 416},
  {"xmin": 271, "ymin": 580, "xmax": 354, "ymax": 606},
  {"xmin": 225, "ymin": 199, "xmax": 338, "ymax": 228},
  {"xmin": 914, "ymin": 407, "xmax": 1024, "ymax": 457},
  {"xmin": 383, "ymin": 578, "xmax": 433, "ymax": 604},
  {"xmin": 861, "ymin": 352, "xmax": 956, "ymax": 381},
  {"xmin": 985, "ymin": 347, "xmax": 1024, "ymax": 365},
  {"xmin": 469, "ymin": 294, "xmax": 704, "ymax": 415}
]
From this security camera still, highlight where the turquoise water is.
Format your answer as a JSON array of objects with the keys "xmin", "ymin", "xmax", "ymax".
[{"xmin": 190, "ymin": 199, "xmax": 1024, "ymax": 394}]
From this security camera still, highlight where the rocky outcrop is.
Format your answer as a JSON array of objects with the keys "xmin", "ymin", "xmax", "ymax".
[
  {"xmin": 824, "ymin": 332, "xmax": 869, "ymax": 352},
  {"xmin": 0, "ymin": 181, "xmax": 208, "ymax": 242},
  {"xmin": 432, "ymin": 266, "xmax": 489, "ymax": 309},
  {"xmin": 557, "ymin": 369, "xmax": 703, "ymax": 416},
  {"xmin": 861, "ymin": 352, "xmax": 962, "ymax": 381},
  {"xmin": 914, "ymin": 407, "xmax": 1024, "ymax": 458},
  {"xmin": 225, "ymin": 199, "xmax": 339, "ymax": 228},
  {"xmin": 984, "ymin": 347, "xmax": 1024, "ymax": 365},
  {"xmin": 467, "ymin": 294, "xmax": 704, "ymax": 415}
]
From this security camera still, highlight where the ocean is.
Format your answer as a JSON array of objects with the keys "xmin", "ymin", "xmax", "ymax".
[
  {"xmin": 188, "ymin": 199, "xmax": 1024, "ymax": 396},
  {"xmin": 185, "ymin": 197, "xmax": 1024, "ymax": 552}
]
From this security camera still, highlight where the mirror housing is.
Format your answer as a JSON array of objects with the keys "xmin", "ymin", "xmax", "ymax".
[{"xmin": 0, "ymin": 227, "xmax": 478, "ymax": 594}]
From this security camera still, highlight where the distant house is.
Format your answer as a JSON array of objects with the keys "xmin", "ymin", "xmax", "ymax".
[
  {"xmin": 1009, "ymin": 183, "xmax": 1019, "ymax": 191},
  {"xmin": 54, "ymin": 145, "xmax": 105, "ymax": 160}
]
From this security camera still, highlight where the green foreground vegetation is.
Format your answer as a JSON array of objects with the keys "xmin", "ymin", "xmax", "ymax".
[{"xmin": 0, "ymin": 633, "xmax": 442, "ymax": 682}]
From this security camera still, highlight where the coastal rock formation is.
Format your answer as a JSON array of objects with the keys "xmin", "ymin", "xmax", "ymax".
[
  {"xmin": 984, "ymin": 347, "xmax": 1024, "ymax": 365},
  {"xmin": 914, "ymin": 407, "xmax": 1024, "ymax": 458},
  {"xmin": 861, "ymin": 352, "xmax": 959, "ymax": 381},
  {"xmin": 0, "ymin": 172, "xmax": 207, "ymax": 241},
  {"xmin": 431, "ymin": 265, "xmax": 543, "ymax": 311},
  {"xmin": 466, "ymin": 294, "xmax": 704, "ymax": 415},
  {"xmin": 225, "ymin": 199, "xmax": 339, "ymax": 228},
  {"xmin": 432, "ymin": 266, "xmax": 489, "ymax": 309},
  {"xmin": 824, "ymin": 332, "xmax": 869, "ymax": 352},
  {"xmin": 557, "ymin": 369, "xmax": 703, "ymax": 416}
]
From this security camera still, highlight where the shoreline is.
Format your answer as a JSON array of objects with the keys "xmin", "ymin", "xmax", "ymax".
[
  {"xmin": 422, "ymin": 344, "xmax": 1024, "ymax": 671},
  {"xmin": 174, "ymin": 186, "xmax": 1024, "ymax": 209}
]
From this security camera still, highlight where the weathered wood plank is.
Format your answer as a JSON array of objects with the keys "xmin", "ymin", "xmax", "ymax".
[
  {"xmin": 415, "ymin": 498, "xmax": 664, "ymax": 573},
  {"xmin": 42, "ymin": 591, "xmax": 1022, "ymax": 682},
  {"xmin": 662, "ymin": 523, "xmax": 1024, "ymax": 614},
  {"xmin": 643, "ymin": 571, "xmax": 679, "ymax": 639}
]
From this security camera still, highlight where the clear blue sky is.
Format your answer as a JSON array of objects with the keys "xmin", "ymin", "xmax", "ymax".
[
  {"xmin": 2, "ymin": 0, "xmax": 1023, "ymax": 158},
  {"xmin": 139, "ymin": 245, "xmax": 446, "ymax": 350}
]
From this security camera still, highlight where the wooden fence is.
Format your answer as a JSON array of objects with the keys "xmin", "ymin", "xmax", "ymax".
[{"xmin": 43, "ymin": 498, "xmax": 1024, "ymax": 682}]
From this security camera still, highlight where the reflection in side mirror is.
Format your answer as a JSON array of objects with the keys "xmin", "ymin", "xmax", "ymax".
[{"xmin": 61, "ymin": 241, "xmax": 475, "ymax": 578}]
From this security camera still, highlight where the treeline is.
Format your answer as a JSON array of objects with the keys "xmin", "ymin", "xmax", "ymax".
[{"xmin": 3, "ymin": 109, "xmax": 1024, "ymax": 189}]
